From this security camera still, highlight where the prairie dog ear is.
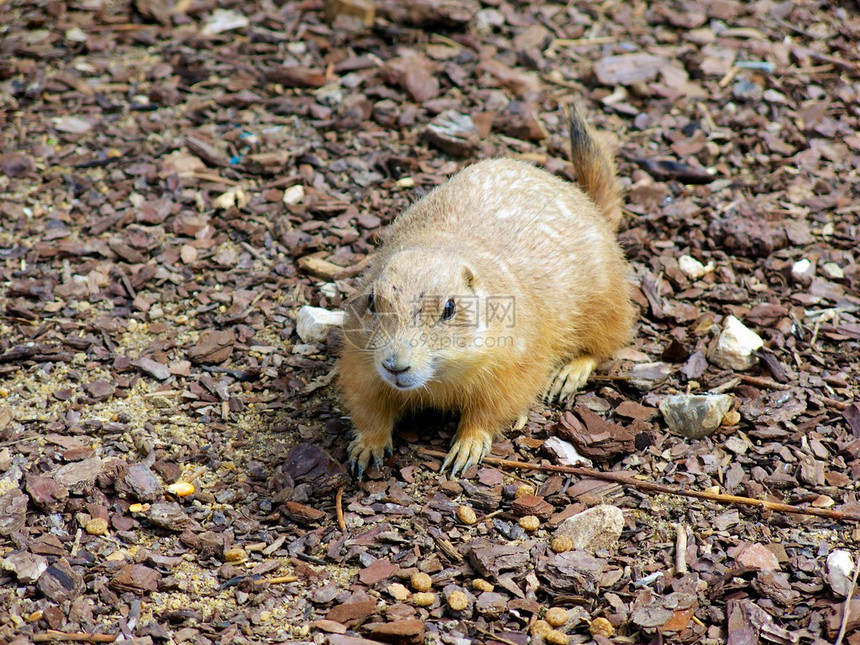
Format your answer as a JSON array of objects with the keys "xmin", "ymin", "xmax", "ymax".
[{"xmin": 462, "ymin": 264, "xmax": 478, "ymax": 291}]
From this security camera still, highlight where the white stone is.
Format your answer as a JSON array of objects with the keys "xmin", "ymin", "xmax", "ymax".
[
  {"xmin": 678, "ymin": 255, "xmax": 714, "ymax": 279},
  {"xmin": 296, "ymin": 306, "xmax": 344, "ymax": 343},
  {"xmin": 707, "ymin": 315, "xmax": 763, "ymax": 371},
  {"xmin": 543, "ymin": 436, "xmax": 592, "ymax": 467},
  {"xmin": 791, "ymin": 258, "xmax": 814, "ymax": 285},
  {"xmin": 659, "ymin": 394, "xmax": 734, "ymax": 439},
  {"xmin": 65, "ymin": 27, "xmax": 88, "ymax": 43},
  {"xmin": 319, "ymin": 282, "xmax": 338, "ymax": 299},
  {"xmin": 821, "ymin": 262, "xmax": 844, "ymax": 280},
  {"xmin": 555, "ymin": 505, "xmax": 625, "ymax": 553},
  {"xmin": 283, "ymin": 184, "xmax": 305, "ymax": 206},
  {"xmin": 212, "ymin": 188, "xmax": 248, "ymax": 210},
  {"xmin": 201, "ymin": 9, "xmax": 249, "ymax": 36},
  {"xmin": 827, "ymin": 550, "xmax": 856, "ymax": 597}
]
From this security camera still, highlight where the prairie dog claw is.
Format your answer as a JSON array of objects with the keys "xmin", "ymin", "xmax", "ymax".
[
  {"xmin": 442, "ymin": 430, "xmax": 493, "ymax": 477},
  {"xmin": 545, "ymin": 356, "xmax": 599, "ymax": 403},
  {"xmin": 348, "ymin": 433, "xmax": 392, "ymax": 478}
]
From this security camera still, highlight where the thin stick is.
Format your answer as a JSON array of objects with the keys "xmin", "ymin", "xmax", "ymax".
[
  {"xmin": 553, "ymin": 36, "xmax": 617, "ymax": 46},
  {"xmin": 253, "ymin": 574, "xmax": 299, "ymax": 585},
  {"xmin": 473, "ymin": 626, "xmax": 520, "ymax": 645},
  {"xmin": 418, "ymin": 449, "xmax": 860, "ymax": 523},
  {"xmin": 835, "ymin": 554, "xmax": 860, "ymax": 645},
  {"xmin": 33, "ymin": 632, "xmax": 117, "ymax": 643},
  {"xmin": 740, "ymin": 374, "xmax": 791, "ymax": 391},
  {"xmin": 335, "ymin": 486, "xmax": 346, "ymax": 531},
  {"xmin": 190, "ymin": 171, "xmax": 242, "ymax": 186},
  {"xmin": 675, "ymin": 523, "xmax": 688, "ymax": 574}
]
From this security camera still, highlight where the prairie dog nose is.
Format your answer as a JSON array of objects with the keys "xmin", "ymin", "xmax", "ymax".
[{"xmin": 382, "ymin": 356, "xmax": 410, "ymax": 374}]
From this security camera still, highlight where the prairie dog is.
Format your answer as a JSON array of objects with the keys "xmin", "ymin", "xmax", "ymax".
[{"xmin": 338, "ymin": 109, "xmax": 636, "ymax": 476}]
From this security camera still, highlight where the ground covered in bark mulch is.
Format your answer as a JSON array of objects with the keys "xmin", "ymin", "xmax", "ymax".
[{"xmin": 1, "ymin": 0, "xmax": 860, "ymax": 643}]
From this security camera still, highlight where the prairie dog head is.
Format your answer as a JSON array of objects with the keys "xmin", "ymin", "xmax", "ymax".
[{"xmin": 342, "ymin": 248, "xmax": 514, "ymax": 391}]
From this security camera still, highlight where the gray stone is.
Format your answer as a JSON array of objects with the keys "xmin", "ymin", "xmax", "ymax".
[{"xmin": 659, "ymin": 394, "xmax": 734, "ymax": 439}]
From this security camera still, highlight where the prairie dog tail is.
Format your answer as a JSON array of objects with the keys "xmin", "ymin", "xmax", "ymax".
[{"xmin": 568, "ymin": 107, "xmax": 623, "ymax": 230}]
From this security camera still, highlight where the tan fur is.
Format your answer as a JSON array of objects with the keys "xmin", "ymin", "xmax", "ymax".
[{"xmin": 338, "ymin": 110, "xmax": 636, "ymax": 475}]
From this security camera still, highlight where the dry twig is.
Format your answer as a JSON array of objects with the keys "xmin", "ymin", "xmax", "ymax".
[
  {"xmin": 33, "ymin": 632, "xmax": 117, "ymax": 643},
  {"xmin": 335, "ymin": 485, "xmax": 346, "ymax": 531},
  {"xmin": 418, "ymin": 449, "xmax": 860, "ymax": 523}
]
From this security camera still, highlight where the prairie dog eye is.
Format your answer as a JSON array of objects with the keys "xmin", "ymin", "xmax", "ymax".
[
  {"xmin": 367, "ymin": 291, "xmax": 376, "ymax": 313},
  {"xmin": 442, "ymin": 298, "xmax": 456, "ymax": 321}
]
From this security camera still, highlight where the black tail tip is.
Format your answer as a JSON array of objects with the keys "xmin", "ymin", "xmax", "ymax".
[{"xmin": 566, "ymin": 104, "xmax": 593, "ymax": 154}]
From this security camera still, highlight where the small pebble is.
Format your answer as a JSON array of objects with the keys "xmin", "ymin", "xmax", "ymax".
[
  {"xmin": 27, "ymin": 611, "xmax": 44, "ymax": 623},
  {"xmin": 821, "ymin": 262, "xmax": 844, "ymax": 280},
  {"xmin": 546, "ymin": 629, "xmax": 570, "ymax": 645},
  {"xmin": 223, "ymin": 548, "xmax": 247, "ymax": 563},
  {"xmin": 530, "ymin": 620, "xmax": 551, "ymax": 637},
  {"xmin": 514, "ymin": 483, "xmax": 536, "ymax": 498},
  {"xmin": 412, "ymin": 592, "xmax": 436, "ymax": 607},
  {"xmin": 791, "ymin": 258, "xmax": 814, "ymax": 285},
  {"xmin": 519, "ymin": 515, "xmax": 540, "ymax": 532},
  {"xmin": 472, "ymin": 579, "xmax": 494, "ymax": 592},
  {"xmin": 283, "ymin": 184, "xmax": 305, "ymax": 205},
  {"xmin": 678, "ymin": 254, "xmax": 713, "ymax": 279},
  {"xmin": 545, "ymin": 607, "xmax": 569, "ymax": 627},
  {"xmin": 447, "ymin": 590, "xmax": 469, "ymax": 611},
  {"xmin": 551, "ymin": 535, "xmax": 574, "ymax": 553},
  {"xmin": 411, "ymin": 571, "xmax": 433, "ymax": 592},
  {"xmin": 85, "ymin": 517, "xmax": 109, "ymax": 536},
  {"xmin": 456, "ymin": 505, "xmax": 477, "ymax": 525},
  {"xmin": 590, "ymin": 617, "xmax": 615, "ymax": 638}
]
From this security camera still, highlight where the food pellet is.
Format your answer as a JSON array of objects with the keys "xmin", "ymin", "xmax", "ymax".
[
  {"xmin": 519, "ymin": 515, "xmax": 540, "ymax": 532},
  {"xmin": 551, "ymin": 535, "xmax": 574, "ymax": 553},
  {"xmin": 472, "ymin": 579, "xmax": 494, "ymax": 592},
  {"xmin": 223, "ymin": 548, "xmax": 247, "ymax": 563},
  {"xmin": 412, "ymin": 592, "xmax": 436, "ymax": 607},
  {"xmin": 590, "ymin": 617, "xmax": 615, "ymax": 638},
  {"xmin": 530, "ymin": 620, "xmax": 551, "ymax": 637},
  {"xmin": 546, "ymin": 629, "xmax": 569, "ymax": 645},
  {"xmin": 447, "ymin": 590, "xmax": 469, "ymax": 611},
  {"xmin": 85, "ymin": 518, "xmax": 109, "ymax": 536},
  {"xmin": 721, "ymin": 410, "xmax": 741, "ymax": 426},
  {"xmin": 545, "ymin": 607, "xmax": 569, "ymax": 627},
  {"xmin": 410, "ymin": 571, "xmax": 433, "ymax": 592},
  {"xmin": 514, "ymin": 483, "xmax": 536, "ymax": 498}
]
